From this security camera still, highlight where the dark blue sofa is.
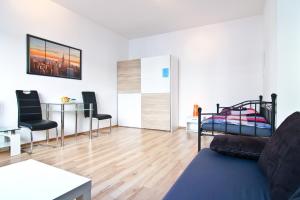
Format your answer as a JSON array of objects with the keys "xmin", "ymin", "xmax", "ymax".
[
  {"xmin": 163, "ymin": 148, "xmax": 270, "ymax": 200},
  {"xmin": 164, "ymin": 112, "xmax": 300, "ymax": 200}
]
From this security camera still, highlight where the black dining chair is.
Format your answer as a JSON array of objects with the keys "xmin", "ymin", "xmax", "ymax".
[
  {"xmin": 16, "ymin": 90, "xmax": 58, "ymax": 153},
  {"xmin": 82, "ymin": 91, "xmax": 112, "ymax": 135}
]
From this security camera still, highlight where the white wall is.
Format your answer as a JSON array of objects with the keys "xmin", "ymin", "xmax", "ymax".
[
  {"xmin": 0, "ymin": 0, "xmax": 128, "ymax": 144},
  {"xmin": 263, "ymin": 0, "xmax": 277, "ymax": 98},
  {"xmin": 277, "ymin": 0, "xmax": 300, "ymax": 123},
  {"xmin": 129, "ymin": 16, "xmax": 264, "ymax": 126},
  {"xmin": 263, "ymin": 0, "xmax": 300, "ymax": 124}
]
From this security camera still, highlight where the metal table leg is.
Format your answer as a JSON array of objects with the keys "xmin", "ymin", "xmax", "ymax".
[
  {"xmin": 97, "ymin": 120, "xmax": 100, "ymax": 136},
  {"xmin": 46, "ymin": 104, "xmax": 49, "ymax": 144},
  {"xmin": 75, "ymin": 104, "xmax": 78, "ymax": 140},
  {"xmin": 89, "ymin": 103, "xmax": 93, "ymax": 140},
  {"xmin": 110, "ymin": 118, "xmax": 112, "ymax": 133},
  {"xmin": 61, "ymin": 104, "xmax": 65, "ymax": 147}
]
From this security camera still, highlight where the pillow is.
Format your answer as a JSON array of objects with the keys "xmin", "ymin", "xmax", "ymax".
[
  {"xmin": 230, "ymin": 108, "xmax": 257, "ymax": 116},
  {"xmin": 220, "ymin": 108, "xmax": 231, "ymax": 115},
  {"xmin": 210, "ymin": 135, "xmax": 269, "ymax": 160},
  {"xmin": 258, "ymin": 112, "xmax": 300, "ymax": 200},
  {"xmin": 220, "ymin": 107, "xmax": 258, "ymax": 116}
]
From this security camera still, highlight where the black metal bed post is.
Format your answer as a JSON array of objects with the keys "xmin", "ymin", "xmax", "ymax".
[
  {"xmin": 239, "ymin": 109, "xmax": 242, "ymax": 134},
  {"xmin": 216, "ymin": 104, "xmax": 220, "ymax": 114},
  {"xmin": 212, "ymin": 113, "xmax": 215, "ymax": 136},
  {"xmin": 254, "ymin": 103, "xmax": 257, "ymax": 136},
  {"xmin": 198, "ymin": 107, "xmax": 202, "ymax": 152},
  {"xmin": 225, "ymin": 114, "xmax": 228, "ymax": 134},
  {"xmin": 271, "ymin": 93, "xmax": 277, "ymax": 134},
  {"xmin": 259, "ymin": 95, "xmax": 263, "ymax": 115}
]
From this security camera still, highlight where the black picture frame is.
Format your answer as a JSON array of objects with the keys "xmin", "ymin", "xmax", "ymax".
[{"xmin": 26, "ymin": 34, "xmax": 82, "ymax": 80}]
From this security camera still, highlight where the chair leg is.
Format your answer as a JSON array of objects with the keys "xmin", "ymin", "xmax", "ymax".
[
  {"xmin": 110, "ymin": 118, "xmax": 112, "ymax": 133},
  {"xmin": 97, "ymin": 120, "xmax": 100, "ymax": 137},
  {"xmin": 29, "ymin": 131, "xmax": 33, "ymax": 154},
  {"xmin": 55, "ymin": 127, "xmax": 59, "ymax": 145},
  {"xmin": 46, "ymin": 130, "xmax": 49, "ymax": 144}
]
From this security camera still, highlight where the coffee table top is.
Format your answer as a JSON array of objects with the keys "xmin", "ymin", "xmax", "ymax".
[
  {"xmin": 0, "ymin": 159, "xmax": 91, "ymax": 200},
  {"xmin": 0, "ymin": 127, "xmax": 20, "ymax": 132}
]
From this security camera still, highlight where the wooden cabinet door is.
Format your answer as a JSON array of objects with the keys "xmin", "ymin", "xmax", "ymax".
[
  {"xmin": 141, "ymin": 55, "xmax": 170, "ymax": 94},
  {"xmin": 142, "ymin": 93, "xmax": 170, "ymax": 131},
  {"xmin": 118, "ymin": 93, "xmax": 141, "ymax": 128},
  {"xmin": 117, "ymin": 59, "xmax": 141, "ymax": 93}
]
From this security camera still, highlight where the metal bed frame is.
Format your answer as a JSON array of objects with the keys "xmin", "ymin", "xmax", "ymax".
[{"xmin": 197, "ymin": 94, "xmax": 277, "ymax": 151}]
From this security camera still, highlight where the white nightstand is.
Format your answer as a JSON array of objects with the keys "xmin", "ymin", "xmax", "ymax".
[{"xmin": 186, "ymin": 116, "xmax": 198, "ymax": 133}]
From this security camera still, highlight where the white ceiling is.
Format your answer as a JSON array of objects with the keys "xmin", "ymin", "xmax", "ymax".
[{"xmin": 52, "ymin": 0, "xmax": 265, "ymax": 39}]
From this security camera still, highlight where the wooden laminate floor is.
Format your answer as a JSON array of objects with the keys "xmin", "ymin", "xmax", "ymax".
[{"xmin": 0, "ymin": 127, "xmax": 212, "ymax": 200}]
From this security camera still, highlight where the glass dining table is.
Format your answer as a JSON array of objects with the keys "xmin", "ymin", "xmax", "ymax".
[{"xmin": 41, "ymin": 103, "xmax": 94, "ymax": 147}]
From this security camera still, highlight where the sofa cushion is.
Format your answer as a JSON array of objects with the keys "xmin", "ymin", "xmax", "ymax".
[
  {"xmin": 290, "ymin": 187, "xmax": 300, "ymax": 200},
  {"xmin": 164, "ymin": 149, "xmax": 270, "ymax": 200},
  {"xmin": 210, "ymin": 135, "xmax": 269, "ymax": 160},
  {"xmin": 258, "ymin": 112, "xmax": 300, "ymax": 200}
]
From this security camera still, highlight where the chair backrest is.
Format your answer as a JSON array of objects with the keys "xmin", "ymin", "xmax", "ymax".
[
  {"xmin": 82, "ymin": 91, "xmax": 98, "ymax": 118},
  {"xmin": 16, "ymin": 90, "xmax": 42, "ymax": 124}
]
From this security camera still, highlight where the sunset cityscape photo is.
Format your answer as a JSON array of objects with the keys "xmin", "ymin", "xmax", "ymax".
[{"xmin": 28, "ymin": 36, "xmax": 81, "ymax": 79}]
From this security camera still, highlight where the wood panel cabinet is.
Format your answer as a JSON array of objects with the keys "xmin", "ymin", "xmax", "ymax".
[{"xmin": 117, "ymin": 55, "xmax": 178, "ymax": 131}]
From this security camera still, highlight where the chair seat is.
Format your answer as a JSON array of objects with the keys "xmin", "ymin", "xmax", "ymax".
[
  {"xmin": 19, "ymin": 120, "xmax": 58, "ymax": 131},
  {"xmin": 93, "ymin": 114, "xmax": 112, "ymax": 120}
]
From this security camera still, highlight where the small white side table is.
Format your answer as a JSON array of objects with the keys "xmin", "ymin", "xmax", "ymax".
[
  {"xmin": 186, "ymin": 117, "xmax": 198, "ymax": 133},
  {"xmin": 0, "ymin": 127, "xmax": 21, "ymax": 156}
]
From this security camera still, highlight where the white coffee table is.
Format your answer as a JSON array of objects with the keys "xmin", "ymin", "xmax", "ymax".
[{"xmin": 0, "ymin": 159, "xmax": 91, "ymax": 200}]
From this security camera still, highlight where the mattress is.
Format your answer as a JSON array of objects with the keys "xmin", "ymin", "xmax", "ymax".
[{"xmin": 201, "ymin": 114, "xmax": 272, "ymax": 137}]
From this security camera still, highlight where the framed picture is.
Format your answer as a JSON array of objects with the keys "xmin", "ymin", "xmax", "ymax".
[{"xmin": 27, "ymin": 34, "xmax": 82, "ymax": 80}]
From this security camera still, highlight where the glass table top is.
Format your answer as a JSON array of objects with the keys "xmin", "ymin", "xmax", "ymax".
[{"xmin": 0, "ymin": 127, "xmax": 20, "ymax": 132}]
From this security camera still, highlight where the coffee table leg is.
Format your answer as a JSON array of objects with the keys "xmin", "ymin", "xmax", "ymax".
[
  {"xmin": 10, "ymin": 130, "xmax": 21, "ymax": 156},
  {"xmin": 55, "ymin": 181, "xmax": 91, "ymax": 200},
  {"xmin": 74, "ymin": 182, "xmax": 91, "ymax": 200},
  {"xmin": 76, "ymin": 189, "xmax": 91, "ymax": 200}
]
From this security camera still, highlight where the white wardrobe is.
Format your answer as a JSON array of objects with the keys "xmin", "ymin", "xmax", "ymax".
[{"xmin": 117, "ymin": 55, "xmax": 179, "ymax": 131}]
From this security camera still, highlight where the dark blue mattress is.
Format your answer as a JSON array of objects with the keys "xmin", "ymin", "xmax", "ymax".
[
  {"xmin": 163, "ymin": 149, "xmax": 270, "ymax": 200},
  {"xmin": 202, "ymin": 123, "xmax": 272, "ymax": 137}
]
